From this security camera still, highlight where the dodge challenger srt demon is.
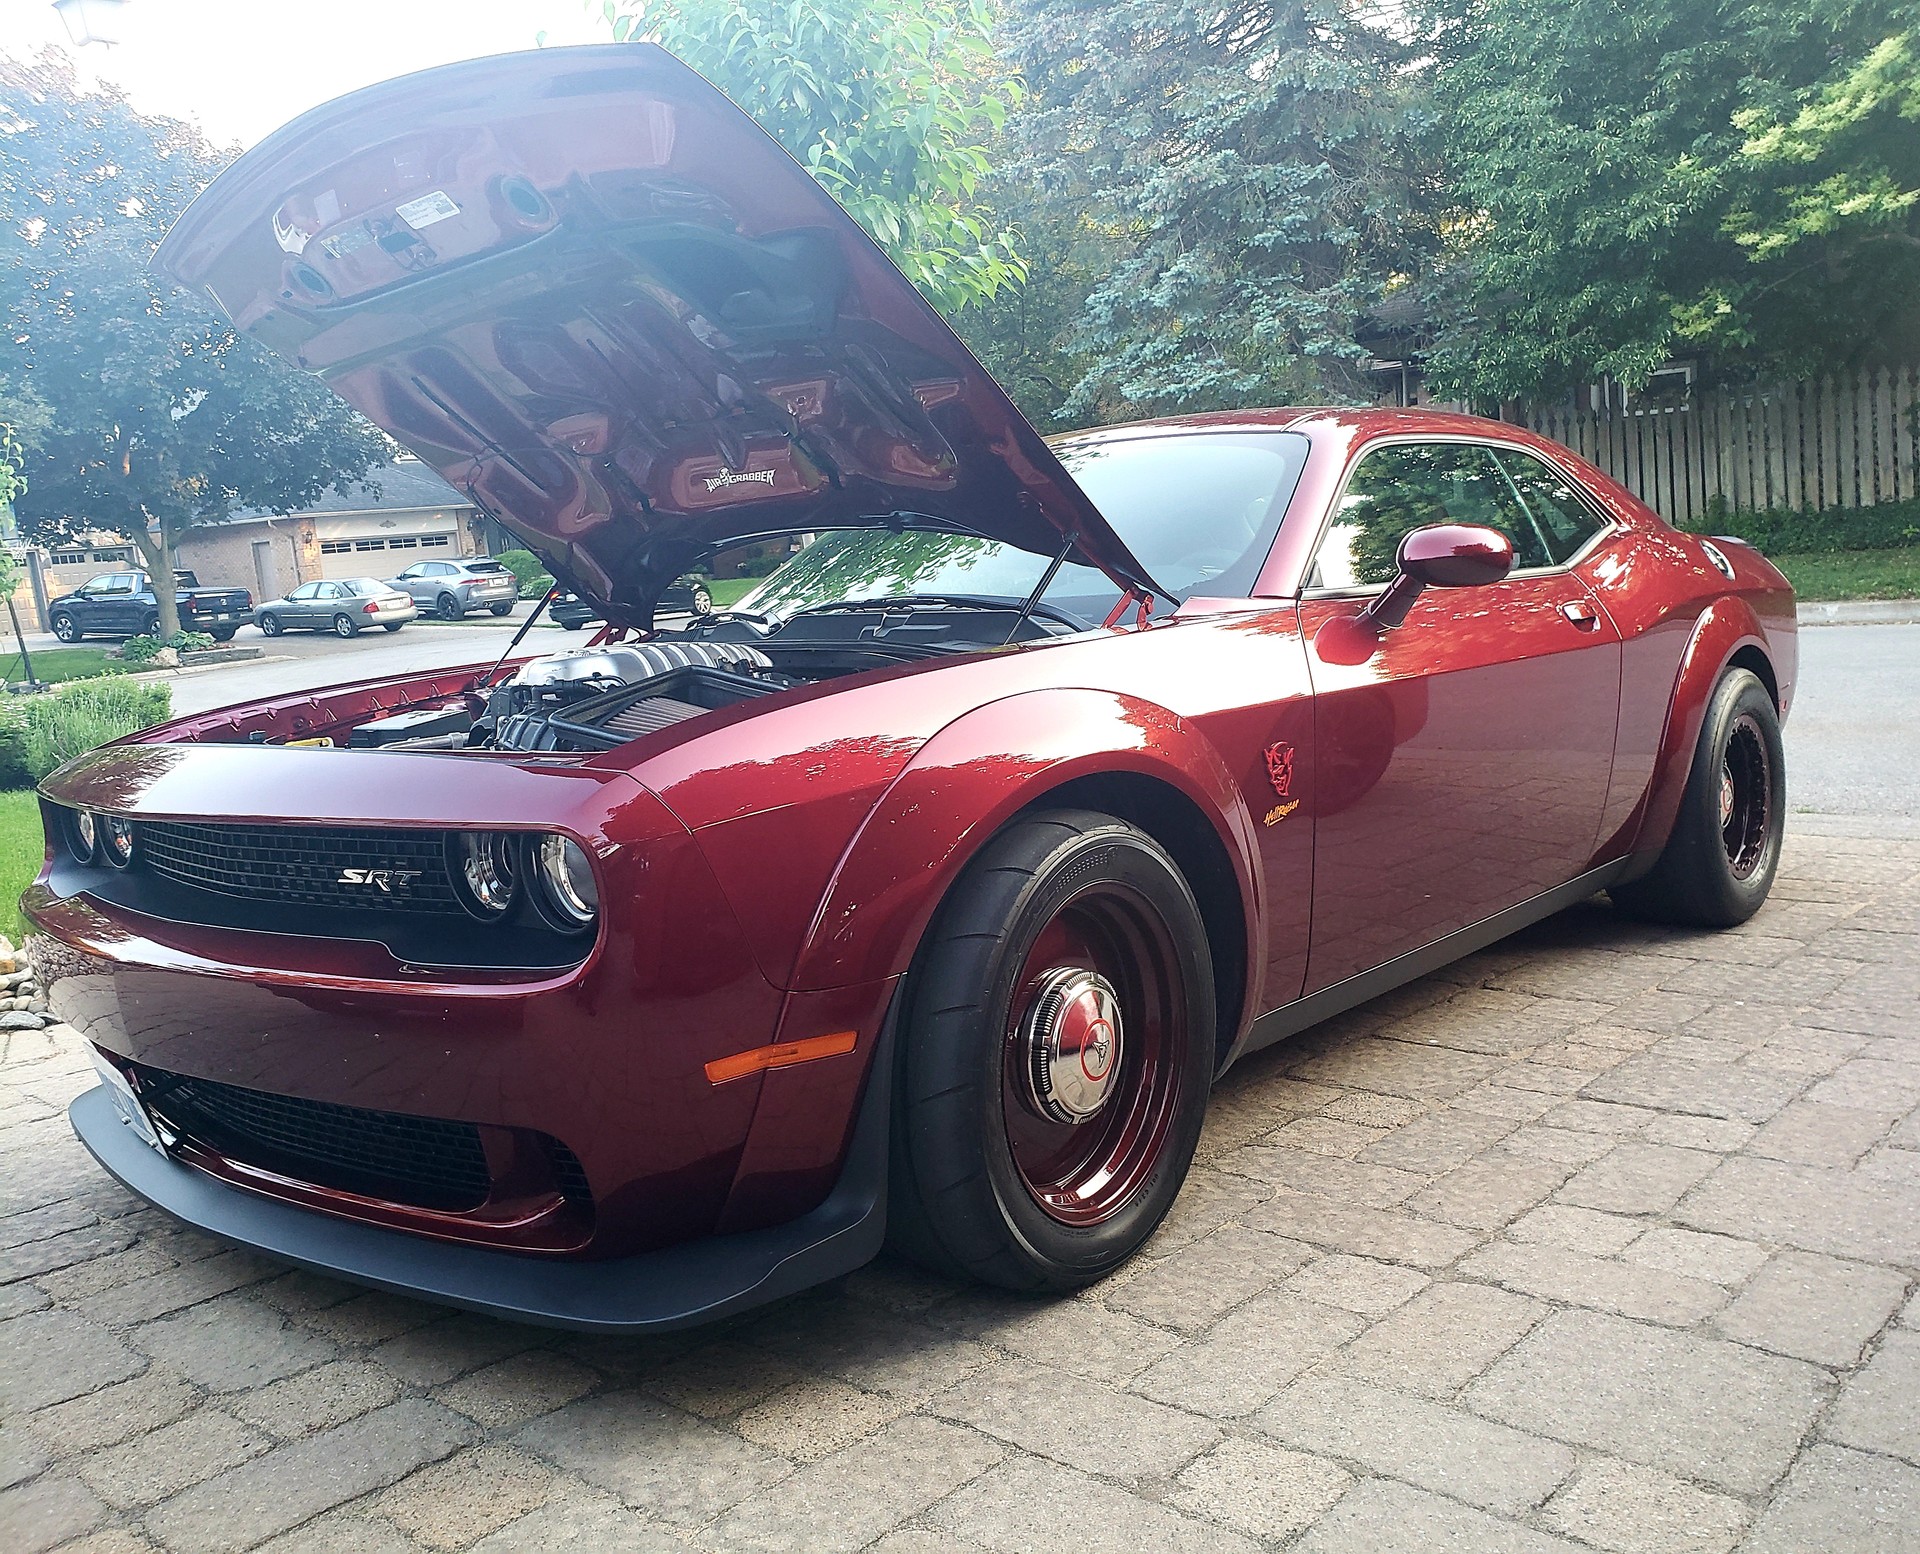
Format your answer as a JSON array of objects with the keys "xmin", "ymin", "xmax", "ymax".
[{"xmin": 29, "ymin": 46, "xmax": 1795, "ymax": 1332}]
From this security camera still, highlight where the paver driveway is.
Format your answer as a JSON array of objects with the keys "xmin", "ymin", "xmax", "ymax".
[{"xmin": 3, "ymin": 820, "xmax": 1916, "ymax": 1554}]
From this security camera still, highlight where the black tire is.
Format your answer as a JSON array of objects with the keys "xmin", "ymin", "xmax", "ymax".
[
  {"xmin": 435, "ymin": 593, "xmax": 462, "ymax": 621},
  {"xmin": 561, "ymin": 620, "xmax": 584, "ymax": 631},
  {"xmin": 383, "ymin": 622, "xmax": 405, "ymax": 632},
  {"xmin": 258, "ymin": 613, "xmax": 282, "ymax": 637},
  {"xmin": 690, "ymin": 583, "xmax": 714, "ymax": 616},
  {"xmin": 887, "ymin": 809, "xmax": 1214, "ymax": 1293},
  {"xmin": 51, "ymin": 612, "xmax": 80, "ymax": 643},
  {"xmin": 141, "ymin": 613, "xmax": 160, "ymax": 637},
  {"xmin": 332, "ymin": 613, "xmax": 359, "ymax": 638},
  {"xmin": 209, "ymin": 627, "xmax": 236, "ymax": 643},
  {"xmin": 1611, "ymin": 667, "xmax": 1784, "ymax": 927},
  {"xmin": 489, "ymin": 601, "xmax": 513, "ymax": 616}
]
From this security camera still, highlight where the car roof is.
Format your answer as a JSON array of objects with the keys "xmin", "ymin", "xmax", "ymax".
[{"xmin": 1047, "ymin": 405, "xmax": 1544, "ymax": 449}]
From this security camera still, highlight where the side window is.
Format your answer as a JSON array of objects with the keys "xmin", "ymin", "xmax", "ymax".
[
  {"xmin": 316, "ymin": 582, "xmax": 341, "ymax": 600},
  {"xmin": 431, "ymin": 562, "xmax": 456, "ymax": 576},
  {"xmin": 98, "ymin": 575, "xmax": 135, "ymax": 596},
  {"xmin": 289, "ymin": 583, "xmax": 319, "ymax": 600},
  {"xmin": 78, "ymin": 575, "xmax": 112, "ymax": 596},
  {"xmin": 1490, "ymin": 449, "xmax": 1608, "ymax": 565},
  {"xmin": 1308, "ymin": 443, "xmax": 1553, "ymax": 590}
]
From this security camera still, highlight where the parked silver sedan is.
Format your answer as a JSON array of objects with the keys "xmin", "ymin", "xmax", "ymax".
[{"xmin": 255, "ymin": 578, "xmax": 418, "ymax": 638}]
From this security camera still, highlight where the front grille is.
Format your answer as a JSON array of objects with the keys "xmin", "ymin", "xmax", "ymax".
[
  {"xmin": 140, "ymin": 821, "xmax": 463, "ymax": 915},
  {"xmin": 546, "ymin": 1137, "xmax": 592, "ymax": 1205},
  {"xmin": 141, "ymin": 1069, "xmax": 491, "ymax": 1212}
]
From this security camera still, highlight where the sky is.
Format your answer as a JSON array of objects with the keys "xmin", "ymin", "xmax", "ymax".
[{"xmin": 0, "ymin": 0, "xmax": 609, "ymax": 148}]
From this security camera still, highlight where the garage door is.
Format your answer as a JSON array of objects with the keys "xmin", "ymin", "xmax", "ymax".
[{"xmin": 316, "ymin": 533, "xmax": 457, "ymax": 581}]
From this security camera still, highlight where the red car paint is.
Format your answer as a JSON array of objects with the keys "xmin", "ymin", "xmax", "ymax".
[{"xmin": 27, "ymin": 49, "xmax": 1796, "ymax": 1311}]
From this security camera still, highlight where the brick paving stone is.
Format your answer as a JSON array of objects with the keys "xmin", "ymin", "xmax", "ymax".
[
  {"xmin": 1127, "ymin": 1289, "xmax": 1366, "ymax": 1418},
  {"xmin": 76, "ymin": 1410, "xmax": 269, "ymax": 1509},
  {"xmin": 927, "ymin": 1290, "xmax": 1174, "ymax": 1387},
  {"xmin": 1103, "ymin": 1224, "xmax": 1314, "ymax": 1331},
  {"xmin": 1807, "ymin": 1057, "xmax": 1920, "ymax": 1112},
  {"xmin": 1358, "ymin": 1108, "xmax": 1518, "ymax": 1173},
  {"xmin": 0, "ymin": 1279, "xmax": 48, "ymax": 1320},
  {"xmin": 294, "ymin": 1291, "xmax": 439, "ymax": 1346},
  {"xmin": 372, "ymin": 1443, "xmax": 554, "ymax": 1551},
  {"xmin": 1750, "ymin": 1100, "xmax": 1899, "ymax": 1166},
  {"xmin": 927, "ymin": 1456, "xmax": 1255, "ymax": 1554},
  {"xmin": 1139, "ymin": 1167, "xmax": 1274, "ymax": 1254},
  {"xmin": 515, "ymin": 1391, "xmax": 790, "ymax": 1527},
  {"xmin": 1327, "ymin": 1280, "xmax": 1547, "ymax": 1400},
  {"xmin": 0, "ymin": 1420, "xmax": 50, "ymax": 1490},
  {"xmin": 1407, "ymin": 1156, "xmax": 1575, "ymax": 1231},
  {"xmin": 25, "ymin": 1371, "xmax": 197, "ymax": 1456},
  {"xmin": 1280, "ymin": 1253, "xmax": 1431, "ymax": 1315},
  {"xmin": 0, "ymin": 1471, "xmax": 108, "ymax": 1554},
  {"xmin": 1292, "ymin": 1478, "xmax": 1590, "ymax": 1554},
  {"xmin": 133, "ymin": 1295, "xmax": 337, "ymax": 1393},
  {"xmin": 1742, "ymin": 1444, "xmax": 1920, "ymax": 1554},
  {"xmin": 1823, "ymin": 1330, "xmax": 1920, "ymax": 1465},
  {"xmin": 71, "ymin": 1249, "xmax": 279, "ymax": 1327},
  {"xmin": 1225, "ymin": 1147, "xmax": 1427, "ymax": 1207},
  {"xmin": 1269, "ymin": 1114, "xmax": 1387, "ymax": 1156},
  {"xmin": 253, "ymin": 1509, "xmax": 424, "ymax": 1554},
  {"xmin": 1243, "ymin": 1190, "xmax": 1480, "ymax": 1268},
  {"xmin": 931, "ymin": 1359, "xmax": 1218, "ymax": 1479},
  {"xmin": 368, "ymin": 1314, "xmax": 539, "ymax": 1387},
  {"xmin": 1287, "ymin": 1037, "xmax": 1507, "ymax": 1099},
  {"xmin": 144, "ymin": 1400, "xmax": 476, "ymax": 1554},
  {"xmin": 1466, "ymin": 1309, "xmax": 1825, "ymax": 1493},
  {"xmin": 0, "ymin": 1220, "xmax": 136, "ymax": 1285},
  {"xmin": 1257, "ymin": 1375, "xmax": 1576, "ymax": 1513},
  {"xmin": 1642, "ymin": 1114, "xmax": 1756, "ymax": 1151},
  {"xmin": 466, "ymin": 1485, "xmax": 688, "ymax": 1553},
  {"xmin": 753, "ymin": 1300, "xmax": 999, "ymax": 1402},
  {"xmin": 1507, "ymin": 1203, "xmax": 1643, "ymax": 1255},
  {"xmin": 1579, "ymin": 1055, "xmax": 1802, "ymax": 1123},
  {"xmin": 639, "ymin": 1340, "xmax": 806, "ymax": 1419},
  {"xmin": 734, "ymin": 1375, "xmax": 908, "ymax": 1461},
  {"xmin": 1164, "ymin": 1437, "xmax": 1353, "ymax": 1542},
  {"xmin": 705, "ymin": 1416, "xmax": 1002, "ymax": 1554},
  {"xmin": 1556, "ymin": 1141, "xmax": 1721, "ymax": 1214},
  {"xmin": 430, "ymin": 1350, "xmax": 600, "ymax": 1431},
  {"xmin": 1619, "ymin": 1227, "xmax": 1770, "ymax": 1286},
  {"xmin": 0, "ymin": 1309, "xmax": 144, "ymax": 1414},
  {"xmin": 229, "ymin": 1359, "xmax": 403, "ymax": 1439},
  {"xmin": 1676, "ymin": 1156, "xmax": 1920, "ymax": 1264},
  {"xmin": 1541, "ymin": 1457, "xmax": 1749, "ymax": 1554},
  {"xmin": 1499, "ymin": 1124, "xmax": 1617, "ymax": 1166}
]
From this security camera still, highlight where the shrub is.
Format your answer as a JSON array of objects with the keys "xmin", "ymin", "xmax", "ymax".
[
  {"xmin": 1683, "ymin": 495, "xmax": 1920, "ymax": 555},
  {"xmin": 17, "ymin": 679, "xmax": 172, "ymax": 782},
  {"xmin": 0, "ymin": 714, "xmax": 31, "ymax": 790},
  {"xmin": 495, "ymin": 549, "xmax": 556, "ymax": 599},
  {"xmin": 120, "ymin": 631, "xmax": 214, "ymax": 664}
]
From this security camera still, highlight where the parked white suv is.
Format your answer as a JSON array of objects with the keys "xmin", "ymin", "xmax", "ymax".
[{"xmin": 388, "ymin": 559, "xmax": 518, "ymax": 620}]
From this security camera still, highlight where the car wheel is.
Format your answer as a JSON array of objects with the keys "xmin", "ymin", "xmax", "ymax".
[
  {"xmin": 209, "ymin": 627, "xmax": 236, "ymax": 643},
  {"xmin": 51, "ymin": 612, "xmax": 80, "ymax": 643},
  {"xmin": 383, "ymin": 622, "xmax": 405, "ymax": 632},
  {"xmin": 1611, "ymin": 667, "xmax": 1785, "ymax": 927},
  {"xmin": 690, "ymin": 582, "xmax": 714, "ymax": 616},
  {"xmin": 435, "ymin": 593, "xmax": 462, "ymax": 621},
  {"xmin": 142, "ymin": 613, "xmax": 160, "ymax": 637},
  {"xmin": 332, "ymin": 613, "xmax": 359, "ymax": 638},
  {"xmin": 887, "ymin": 808, "xmax": 1214, "ymax": 1292},
  {"xmin": 258, "ymin": 613, "xmax": 282, "ymax": 637},
  {"xmin": 561, "ymin": 620, "xmax": 584, "ymax": 631},
  {"xmin": 489, "ymin": 602, "xmax": 513, "ymax": 616}
]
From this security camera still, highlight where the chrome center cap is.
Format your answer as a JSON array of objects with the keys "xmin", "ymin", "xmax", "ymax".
[
  {"xmin": 1720, "ymin": 764, "xmax": 1736, "ymax": 828},
  {"xmin": 1022, "ymin": 968, "xmax": 1124, "ymax": 1125}
]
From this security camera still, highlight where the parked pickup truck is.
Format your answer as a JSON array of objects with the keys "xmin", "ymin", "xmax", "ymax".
[{"xmin": 48, "ymin": 571, "xmax": 254, "ymax": 643}]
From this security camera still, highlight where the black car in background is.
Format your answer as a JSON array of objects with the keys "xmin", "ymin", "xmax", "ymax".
[
  {"xmin": 48, "ymin": 571, "xmax": 253, "ymax": 643},
  {"xmin": 551, "ymin": 575, "xmax": 714, "ymax": 629}
]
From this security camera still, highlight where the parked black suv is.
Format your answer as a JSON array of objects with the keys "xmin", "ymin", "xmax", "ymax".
[{"xmin": 48, "ymin": 571, "xmax": 254, "ymax": 643}]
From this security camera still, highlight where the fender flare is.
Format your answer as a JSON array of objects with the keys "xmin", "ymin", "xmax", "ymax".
[
  {"xmin": 1619, "ymin": 597, "xmax": 1775, "ymax": 870},
  {"xmin": 786, "ymin": 686, "xmax": 1267, "ymax": 1017}
]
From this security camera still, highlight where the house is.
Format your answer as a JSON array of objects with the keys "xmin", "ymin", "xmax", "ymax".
[{"xmin": 176, "ymin": 458, "xmax": 492, "ymax": 600}]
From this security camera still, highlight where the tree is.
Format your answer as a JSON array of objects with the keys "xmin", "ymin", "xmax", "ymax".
[
  {"xmin": 1421, "ymin": 0, "xmax": 1920, "ymax": 404},
  {"xmin": 0, "ymin": 54, "xmax": 388, "ymax": 636},
  {"xmin": 985, "ymin": 0, "xmax": 1432, "ymax": 423},
  {"xmin": 601, "ymin": 1, "xmax": 1023, "ymax": 316}
]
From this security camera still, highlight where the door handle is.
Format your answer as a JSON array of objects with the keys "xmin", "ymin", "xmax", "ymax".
[{"xmin": 1561, "ymin": 601, "xmax": 1600, "ymax": 629}]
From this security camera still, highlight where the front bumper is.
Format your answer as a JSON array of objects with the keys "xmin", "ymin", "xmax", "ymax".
[{"xmin": 68, "ymin": 1008, "xmax": 892, "ymax": 1332}]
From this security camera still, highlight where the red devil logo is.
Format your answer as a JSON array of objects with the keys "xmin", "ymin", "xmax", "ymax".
[{"xmin": 1265, "ymin": 742, "xmax": 1295, "ymax": 799}]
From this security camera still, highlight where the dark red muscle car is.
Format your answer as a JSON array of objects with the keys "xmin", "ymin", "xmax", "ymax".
[{"xmin": 29, "ymin": 47, "xmax": 1795, "ymax": 1331}]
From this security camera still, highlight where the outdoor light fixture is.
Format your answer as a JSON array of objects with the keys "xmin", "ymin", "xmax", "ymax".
[{"xmin": 53, "ymin": 0, "xmax": 129, "ymax": 48}]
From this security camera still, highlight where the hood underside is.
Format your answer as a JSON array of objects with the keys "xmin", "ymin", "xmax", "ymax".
[{"xmin": 155, "ymin": 45, "xmax": 1157, "ymax": 625}]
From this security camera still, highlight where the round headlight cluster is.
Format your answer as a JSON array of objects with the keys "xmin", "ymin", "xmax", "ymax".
[
  {"xmin": 65, "ymin": 808, "xmax": 97, "ymax": 864},
  {"xmin": 446, "ymin": 832, "xmax": 599, "ymax": 936},
  {"xmin": 63, "ymin": 809, "xmax": 137, "ymax": 869}
]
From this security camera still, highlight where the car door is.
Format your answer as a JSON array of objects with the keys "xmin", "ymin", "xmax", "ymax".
[
  {"xmin": 281, "ymin": 582, "xmax": 320, "ymax": 626},
  {"xmin": 312, "ymin": 581, "xmax": 346, "ymax": 626},
  {"xmin": 391, "ymin": 563, "xmax": 425, "ymax": 604},
  {"xmin": 93, "ymin": 575, "xmax": 141, "ymax": 633},
  {"xmin": 1295, "ymin": 438, "xmax": 1622, "ymax": 993}
]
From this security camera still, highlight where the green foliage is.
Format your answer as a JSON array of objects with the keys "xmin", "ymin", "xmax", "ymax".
[
  {"xmin": 1772, "ymin": 544, "xmax": 1920, "ymax": 600},
  {"xmin": 0, "ymin": 54, "xmax": 389, "ymax": 637},
  {"xmin": 984, "ymin": 0, "xmax": 1430, "ymax": 422},
  {"xmin": 0, "ymin": 788, "xmax": 43, "ymax": 941},
  {"xmin": 118, "ymin": 631, "xmax": 214, "ymax": 664},
  {"xmin": 13, "ymin": 677, "xmax": 171, "ymax": 783},
  {"xmin": 604, "ymin": 1, "xmax": 1023, "ymax": 315},
  {"xmin": 0, "ymin": 714, "xmax": 30, "ymax": 790},
  {"xmin": 1421, "ymin": 0, "xmax": 1920, "ymax": 403},
  {"xmin": 1683, "ymin": 494, "xmax": 1920, "ymax": 555},
  {"xmin": 0, "ymin": 647, "xmax": 121, "ymax": 687},
  {"xmin": 494, "ymin": 549, "xmax": 557, "ymax": 599}
]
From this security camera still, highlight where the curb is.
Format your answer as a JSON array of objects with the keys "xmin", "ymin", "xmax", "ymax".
[{"xmin": 1797, "ymin": 599, "xmax": 1920, "ymax": 626}]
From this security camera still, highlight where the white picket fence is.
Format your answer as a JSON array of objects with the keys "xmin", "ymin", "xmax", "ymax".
[{"xmin": 1519, "ymin": 367, "xmax": 1920, "ymax": 525}]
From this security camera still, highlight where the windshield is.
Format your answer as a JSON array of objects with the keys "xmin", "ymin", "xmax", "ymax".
[{"xmin": 734, "ymin": 430, "xmax": 1309, "ymax": 625}]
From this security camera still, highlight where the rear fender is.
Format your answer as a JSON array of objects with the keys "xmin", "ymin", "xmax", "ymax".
[
  {"xmin": 1616, "ymin": 597, "xmax": 1774, "ymax": 870},
  {"xmin": 786, "ymin": 688, "xmax": 1265, "ymax": 1007}
]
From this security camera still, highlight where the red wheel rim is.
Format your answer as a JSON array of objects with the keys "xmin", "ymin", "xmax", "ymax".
[
  {"xmin": 1001, "ymin": 881, "xmax": 1188, "ymax": 1227},
  {"xmin": 1720, "ymin": 712, "xmax": 1771, "ymax": 880}
]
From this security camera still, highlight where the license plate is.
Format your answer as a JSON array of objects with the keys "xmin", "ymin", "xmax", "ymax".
[{"xmin": 88, "ymin": 1049, "xmax": 165, "ymax": 1154}]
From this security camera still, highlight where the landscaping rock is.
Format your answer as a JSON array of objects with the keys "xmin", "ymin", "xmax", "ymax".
[{"xmin": 0, "ymin": 1011, "xmax": 48, "ymax": 1030}]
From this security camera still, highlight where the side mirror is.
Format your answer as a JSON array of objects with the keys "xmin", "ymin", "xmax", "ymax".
[{"xmin": 1365, "ymin": 523, "xmax": 1514, "ymax": 630}]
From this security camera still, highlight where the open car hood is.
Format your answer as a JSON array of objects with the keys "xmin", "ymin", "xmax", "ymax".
[{"xmin": 155, "ymin": 45, "xmax": 1159, "ymax": 626}]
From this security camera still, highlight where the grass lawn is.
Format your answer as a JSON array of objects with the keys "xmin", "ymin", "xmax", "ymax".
[
  {"xmin": 0, "ymin": 790, "xmax": 43, "ymax": 945},
  {"xmin": 707, "ymin": 577, "xmax": 760, "ymax": 607},
  {"xmin": 0, "ymin": 646, "xmax": 122, "ymax": 686},
  {"xmin": 1775, "ymin": 546, "xmax": 1920, "ymax": 601}
]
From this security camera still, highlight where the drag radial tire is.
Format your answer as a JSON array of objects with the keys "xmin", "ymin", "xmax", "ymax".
[
  {"xmin": 1611, "ymin": 667, "xmax": 1785, "ymax": 927},
  {"xmin": 887, "ymin": 809, "xmax": 1215, "ymax": 1292}
]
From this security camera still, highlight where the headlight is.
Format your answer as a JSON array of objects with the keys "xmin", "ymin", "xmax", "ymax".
[
  {"xmin": 448, "ymin": 831, "xmax": 518, "ymax": 920},
  {"xmin": 530, "ymin": 834, "xmax": 598, "ymax": 934},
  {"xmin": 100, "ymin": 815, "xmax": 136, "ymax": 869},
  {"xmin": 65, "ymin": 808, "xmax": 97, "ymax": 864}
]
